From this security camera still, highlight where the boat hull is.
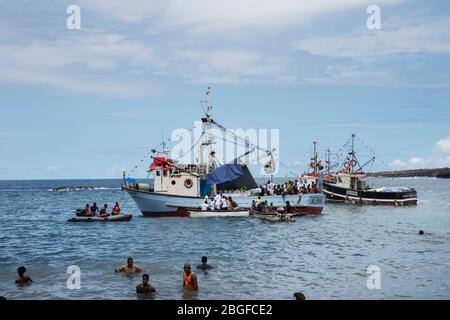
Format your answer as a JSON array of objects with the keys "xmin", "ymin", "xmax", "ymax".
[
  {"xmin": 322, "ymin": 182, "xmax": 418, "ymax": 205},
  {"xmin": 124, "ymin": 187, "xmax": 326, "ymax": 217},
  {"xmin": 68, "ymin": 214, "xmax": 133, "ymax": 222},
  {"xmin": 249, "ymin": 209, "xmax": 295, "ymax": 222}
]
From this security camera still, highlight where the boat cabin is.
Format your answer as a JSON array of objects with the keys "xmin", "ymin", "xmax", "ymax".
[
  {"xmin": 329, "ymin": 172, "xmax": 368, "ymax": 191},
  {"xmin": 152, "ymin": 160, "xmax": 207, "ymax": 197}
]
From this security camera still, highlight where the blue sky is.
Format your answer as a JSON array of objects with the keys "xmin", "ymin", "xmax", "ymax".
[{"xmin": 1, "ymin": 0, "xmax": 450, "ymax": 179}]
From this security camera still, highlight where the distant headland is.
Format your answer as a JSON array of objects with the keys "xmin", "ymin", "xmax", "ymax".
[{"xmin": 368, "ymin": 167, "xmax": 450, "ymax": 179}]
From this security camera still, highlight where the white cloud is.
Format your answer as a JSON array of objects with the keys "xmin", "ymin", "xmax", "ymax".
[
  {"xmin": 438, "ymin": 156, "xmax": 450, "ymax": 166},
  {"xmin": 295, "ymin": 16, "xmax": 450, "ymax": 58},
  {"xmin": 46, "ymin": 165, "xmax": 60, "ymax": 171},
  {"xmin": 81, "ymin": 0, "xmax": 405, "ymax": 32},
  {"xmin": 389, "ymin": 159, "xmax": 408, "ymax": 170},
  {"xmin": 389, "ymin": 157, "xmax": 429, "ymax": 170},
  {"xmin": 0, "ymin": 34, "xmax": 158, "ymax": 97},
  {"xmin": 389, "ymin": 135, "xmax": 450, "ymax": 170},
  {"xmin": 435, "ymin": 135, "xmax": 450, "ymax": 153}
]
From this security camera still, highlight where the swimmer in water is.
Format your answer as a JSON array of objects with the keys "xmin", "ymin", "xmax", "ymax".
[
  {"xmin": 15, "ymin": 266, "xmax": 32, "ymax": 285},
  {"xmin": 136, "ymin": 274, "xmax": 156, "ymax": 294},
  {"xmin": 293, "ymin": 292, "xmax": 306, "ymax": 300},
  {"xmin": 196, "ymin": 256, "xmax": 213, "ymax": 271},
  {"xmin": 115, "ymin": 257, "xmax": 142, "ymax": 274}
]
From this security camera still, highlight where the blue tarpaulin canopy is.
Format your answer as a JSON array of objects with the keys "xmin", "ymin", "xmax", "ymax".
[{"xmin": 204, "ymin": 162, "xmax": 244, "ymax": 185}]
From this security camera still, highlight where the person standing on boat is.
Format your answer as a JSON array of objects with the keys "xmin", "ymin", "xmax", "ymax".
[
  {"xmin": 183, "ymin": 263, "xmax": 198, "ymax": 291},
  {"xmin": 213, "ymin": 193, "xmax": 221, "ymax": 210}
]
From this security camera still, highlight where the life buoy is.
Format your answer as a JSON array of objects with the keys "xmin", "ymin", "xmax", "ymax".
[
  {"xmin": 350, "ymin": 160, "xmax": 357, "ymax": 167},
  {"xmin": 184, "ymin": 179, "xmax": 193, "ymax": 189},
  {"xmin": 344, "ymin": 162, "xmax": 351, "ymax": 169}
]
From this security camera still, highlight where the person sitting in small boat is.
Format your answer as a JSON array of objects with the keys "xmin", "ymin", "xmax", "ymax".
[
  {"xmin": 112, "ymin": 202, "xmax": 121, "ymax": 215},
  {"xmin": 15, "ymin": 266, "xmax": 32, "ymax": 285},
  {"xmin": 220, "ymin": 196, "xmax": 228, "ymax": 210},
  {"xmin": 82, "ymin": 204, "xmax": 93, "ymax": 216},
  {"xmin": 256, "ymin": 200, "xmax": 268, "ymax": 213},
  {"xmin": 197, "ymin": 256, "xmax": 213, "ymax": 271},
  {"xmin": 115, "ymin": 257, "xmax": 142, "ymax": 274},
  {"xmin": 285, "ymin": 201, "xmax": 294, "ymax": 214},
  {"xmin": 227, "ymin": 196, "xmax": 238, "ymax": 211},
  {"xmin": 90, "ymin": 203, "xmax": 99, "ymax": 216},
  {"xmin": 200, "ymin": 200, "xmax": 210, "ymax": 211},
  {"xmin": 99, "ymin": 204, "xmax": 110, "ymax": 217},
  {"xmin": 251, "ymin": 200, "xmax": 256, "ymax": 210},
  {"xmin": 136, "ymin": 274, "xmax": 156, "ymax": 294}
]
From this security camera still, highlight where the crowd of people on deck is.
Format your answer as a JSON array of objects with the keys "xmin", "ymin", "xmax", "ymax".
[
  {"xmin": 76, "ymin": 202, "xmax": 122, "ymax": 217},
  {"xmin": 257, "ymin": 179, "xmax": 319, "ymax": 197}
]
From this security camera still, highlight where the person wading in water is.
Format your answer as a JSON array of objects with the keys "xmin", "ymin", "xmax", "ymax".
[{"xmin": 183, "ymin": 263, "xmax": 198, "ymax": 291}]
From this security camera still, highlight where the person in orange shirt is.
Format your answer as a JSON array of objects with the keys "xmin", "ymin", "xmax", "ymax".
[
  {"xmin": 112, "ymin": 202, "xmax": 121, "ymax": 215},
  {"xmin": 182, "ymin": 263, "xmax": 198, "ymax": 291}
]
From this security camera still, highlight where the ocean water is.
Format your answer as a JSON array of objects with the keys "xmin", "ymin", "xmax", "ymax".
[{"xmin": 0, "ymin": 177, "xmax": 449, "ymax": 300}]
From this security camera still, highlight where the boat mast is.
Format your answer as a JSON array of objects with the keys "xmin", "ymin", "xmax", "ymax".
[
  {"xmin": 313, "ymin": 141, "xmax": 318, "ymax": 175},
  {"xmin": 350, "ymin": 133, "xmax": 356, "ymax": 174},
  {"xmin": 326, "ymin": 147, "xmax": 331, "ymax": 175},
  {"xmin": 201, "ymin": 87, "xmax": 214, "ymax": 174}
]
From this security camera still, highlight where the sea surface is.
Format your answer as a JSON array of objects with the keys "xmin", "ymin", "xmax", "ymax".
[{"xmin": 0, "ymin": 177, "xmax": 449, "ymax": 300}]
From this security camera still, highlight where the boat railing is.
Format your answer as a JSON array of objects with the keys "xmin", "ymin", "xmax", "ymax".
[{"xmin": 172, "ymin": 164, "xmax": 208, "ymax": 175}]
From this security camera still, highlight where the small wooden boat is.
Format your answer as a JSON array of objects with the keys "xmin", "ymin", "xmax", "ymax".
[
  {"xmin": 188, "ymin": 209, "xmax": 249, "ymax": 218},
  {"xmin": 68, "ymin": 214, "xmax": 133, "ymax": 222},
  {"xmin": 249, "ymin": 209, "xmax": 295, "ymax": 222}
]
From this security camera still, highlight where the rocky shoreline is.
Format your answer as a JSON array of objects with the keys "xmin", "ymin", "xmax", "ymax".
[{"xmin": 368, "ymin": 167, "xmax": 450, "ymax": 179}]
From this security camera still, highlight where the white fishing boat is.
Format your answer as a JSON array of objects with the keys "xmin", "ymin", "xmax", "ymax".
[{"xmin": 122, "ymin": 88, "xmax": 324, "ymax": 217}]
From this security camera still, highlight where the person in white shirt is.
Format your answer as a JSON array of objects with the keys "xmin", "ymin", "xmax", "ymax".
[
  {"xmin": 213, "ymin": 194, "xmax": 222, "ymax": 210},
  {"xmin": 200, "ymin": 201, "xmax": 210, "ymax": 211},
  {"xmin": 220, "ymin": 196, "xmax": 228, "ymax": 210}
]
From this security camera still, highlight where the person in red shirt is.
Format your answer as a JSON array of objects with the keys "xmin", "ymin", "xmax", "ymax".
[{"xmin": 112, "ymin": 202, "xmax": 121, "ymax": 215}]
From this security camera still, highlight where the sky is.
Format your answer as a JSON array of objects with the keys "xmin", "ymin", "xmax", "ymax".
[{"xmin": 1, "ymin": 0, "xmax": 450, "ymax": 179}]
